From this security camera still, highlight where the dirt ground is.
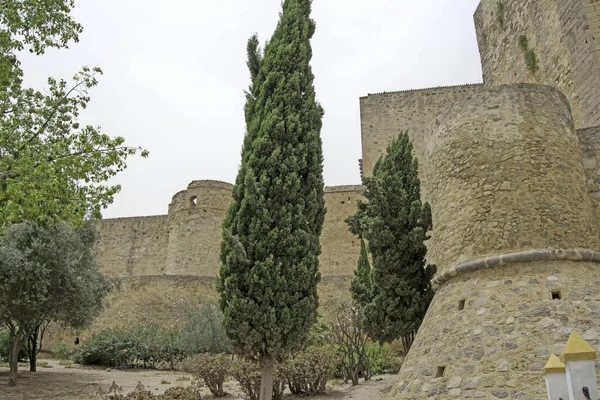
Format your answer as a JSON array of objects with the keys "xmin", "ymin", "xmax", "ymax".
[{"xmin": 0, "ymin": 359, "xmax": 393, "ymax": 400}]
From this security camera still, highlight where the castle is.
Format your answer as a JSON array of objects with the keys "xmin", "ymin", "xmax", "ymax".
[{"xmin": 77, "ymin": 0, "xmax": 600, "ymax": 398}]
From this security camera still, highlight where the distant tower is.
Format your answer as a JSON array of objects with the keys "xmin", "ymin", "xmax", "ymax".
[
  {"xmin": 165, "ymin": 180, "xmax": 233, "ymax": 276},
  {"xmin": 387, "ymin": 85, "xmax": 600, "ymax": 399}
]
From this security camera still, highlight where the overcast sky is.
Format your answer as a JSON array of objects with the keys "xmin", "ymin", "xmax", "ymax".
[{"xmin": 20, "ymin": 0, "xmax": 483, "ymax": 219}]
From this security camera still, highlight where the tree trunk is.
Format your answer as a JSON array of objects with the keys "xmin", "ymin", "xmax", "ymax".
[
  {"xmin": 29, "ymin": 335, "xmax": 37, "ymax": 372},
  {"xmin": 259, "ymin": 357, "xmax": 274, "ymax": 400},
  {"xmin": 8, "ymin": 335, "xmax": 22, "ymax": 386}
]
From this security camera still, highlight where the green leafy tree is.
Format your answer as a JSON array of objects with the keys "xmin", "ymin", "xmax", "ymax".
[
  {"xmin": 0, "ymin": 0, "xmax": 148, "ymax": 228},
  {"xmin": 0, "ymin": 222, "xmax": 111, "ymax": 386},
  {"xmin": 346, "ymin": 132, "xmax": 436, "ymax": 353},
  {"xmin": 217, "ymin": 1, "xmax": 325, "ymax": 399},
  {"xmin": 350, "ymin": 239, "xmax": 373, "ymax": 307}
]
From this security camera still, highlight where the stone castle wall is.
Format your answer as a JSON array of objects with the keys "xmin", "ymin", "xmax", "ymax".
[
  {"xmin": 359, "ymin": 84, "xmax": 485, "ymax": 201},
  {"xmin": 93, "ymin": 215, "xmax": 169, "ymax": 277},
  {"xmin": 165, "ymin": 181, "xmax": 232, "ymax": 276},
  {"xmin": 93, "ymin": 182, "xmax": 363, "ymax": 279},
  {"xmin": 425, "ymin": 84, "xmax": 599, "ymax": 269},
  {"xmin": 389, "ymin": 84, "xmax": 600, "ymax": 400},
  {"xmin": 474, "ymin": 0, "xmax": 600, "ymax": 128}
]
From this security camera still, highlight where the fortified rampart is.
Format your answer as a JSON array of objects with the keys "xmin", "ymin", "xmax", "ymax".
[
  {"xmin": 388, "ymin": 84, "xmax": 600, "ymax": 400},
  {"xmin": 92, "ymin": 181, "xmax": 363, "ymax": 280},
  {"xmin": 359, "ymin": 84, "xmax": 485, "ymax": 200}
]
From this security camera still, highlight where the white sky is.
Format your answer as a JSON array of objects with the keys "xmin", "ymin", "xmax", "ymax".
[{"xmin": 20, "ymin": 0, "xmax": 483, "ymax": 219}]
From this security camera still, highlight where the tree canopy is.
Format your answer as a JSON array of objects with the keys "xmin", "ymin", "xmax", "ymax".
[
  {"xmin": 217, "ymin": 1, "xmax": 325, "ymax": 398},
  {"xmin": 0, "ymin": 0, "xmax": 148, "ymax": 228},
  {"xmin": 346, "ymin": 132, "xmax": 436, "ymax": 351},
  {"xmin": 0, "ymin": 222, "xmax": 111, "ymax": 385}
]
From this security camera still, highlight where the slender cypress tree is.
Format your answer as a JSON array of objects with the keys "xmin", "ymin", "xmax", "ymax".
[
  {"xmin": 217, "ymin": 1, "xmax": 325, "ymax": 399},
  {"xmin": 350, "ymin": 239, "xmax": 373, "ymax": 308},
  {"xmin": 346, "ymin": 132, "xmax": 436, "ymax": 352}
]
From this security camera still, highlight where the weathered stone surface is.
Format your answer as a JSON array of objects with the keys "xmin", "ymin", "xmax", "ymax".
[
  {"xmin": 464, "ymin": 377, "xmax": 482, "ymax": 390},
  {"xmin": 447, "ymin": 376, "xmax": 462, "ymax": 389},
  {"xmin": 492, "ymin": 388, "xmax": 509, "ymax": 399}
]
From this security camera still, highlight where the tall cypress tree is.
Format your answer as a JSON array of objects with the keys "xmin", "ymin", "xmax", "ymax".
[
  {"xmin": 346, "ymin": 132, "xmax": 435, "ymax": 352},
  {"xmin": 217, "ymin": 1, "xmax": 325, "ymax": 399},
  {"xmin": 350, "ymin": 239, "xmax": 373, "ymax": 308}
]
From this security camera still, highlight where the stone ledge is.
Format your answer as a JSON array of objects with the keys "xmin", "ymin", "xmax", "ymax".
[{"xmin": 432, "ymin": 248, "xmax": 600, "ymax": 286}]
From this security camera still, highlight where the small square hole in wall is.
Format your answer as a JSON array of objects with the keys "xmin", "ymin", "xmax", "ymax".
[
  {"xmin": 436, "ymin": 366, "xmax": 446, "ymax": 378},
  {"xmin": 458, "ymin": 299, "xmax": 466, "ymax": 311},
  {"xmin": 551, "ymin": 290, "xmax": 561, "ymax": 300}
]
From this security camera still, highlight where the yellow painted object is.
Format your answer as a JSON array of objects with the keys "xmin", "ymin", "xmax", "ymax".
[
  {"xmin": 561, "ymin": 331, "xmax": 597, "ymax": 361},
  {"xmin": 544, "ymin": 354, "xmax": 565, "ymax": 373}
]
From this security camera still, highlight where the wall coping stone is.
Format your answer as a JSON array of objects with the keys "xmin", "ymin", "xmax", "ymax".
[{"xmin": 433, "ymin": 248, "xmax": 600, "ymax": 287}]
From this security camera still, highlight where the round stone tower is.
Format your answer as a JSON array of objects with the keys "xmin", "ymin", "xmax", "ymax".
[
  {"xmin": 389, "ymin": 85, "xmax": 600, "ymax": 399},
  {"xmin": 165, "ymin": 180, "xmax": 233, "ymax": 276}
]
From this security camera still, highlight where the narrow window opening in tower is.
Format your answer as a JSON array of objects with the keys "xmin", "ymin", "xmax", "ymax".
[
  {"xmin": 190, "ymin": 196, "xmax": 197, "ymax": 207},
  {"xmin": 436, "ymin": 366, "xmax": 446, "ymax": 378},
  {"xmin": 551, "ymin": 290, "xmax": 561, "ymax": 300},
  {"xmin": 458, "ymin": 299, "xmax": 466, "ymax": 311}
]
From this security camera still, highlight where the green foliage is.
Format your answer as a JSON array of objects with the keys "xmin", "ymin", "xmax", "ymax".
[
  {"xmin": 518, "ymin": 35, "xmax": 529, "ymax": 51},
  {"xmin": 364, "ymin": 342, "xmax": 394, "ymax": 375},
  {"xmin": 218, "ymin": 1, "xmax": 326, "ymax": 393},
  {"xmin": 178, "ymin": 303, "xmax": 232, "ymax": 354},
  {"xmin": 350, "ymin": 239, "xmax": 372, "ymax": 307},
  {"xmin": 518, "ymin": 35, "xmax": 538, "ymax": 73},
  {"xmin": 346, "ymin": 132, "xmax": 436, "ymax": 350},
  {"xmin": 0, "ymin": 222, "xmax": 111, "ymax": 384},
  {"xmin": 497, "ymin": 2, "xmax": 506, "ymax": 29},
  {"xmin": 231, "ymin": 358, "xmax": 285, "ymax": 400},
  {"xmin": 0, "ymin": 330, "xmax": 27, "ymax": 362},
  {"xmin": 0, "ymin": 0, "xmax": 148, "ymax": 228},
  {"xmin": 186, "ymin": 353, "xmax": 232, "ymax": 397},
  {"xmin": 51, "ymin": 341, "xmax": 71, "ymax": 359},
  {"xmin": 281, "ymin": 347, "xmax": 336, "ymax": 395},
  {"xmin": 72, "ymin": 325, "xmax": 185, "ymax": 369}
]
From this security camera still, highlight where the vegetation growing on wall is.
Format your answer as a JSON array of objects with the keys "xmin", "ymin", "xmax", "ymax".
[
  {"xmin": 497, "ymin": 2, "xmax": 506, "ymax": 29},
  {"xmin": 518, "ymin": 35, "xmax": 538, "ymax": 73}
]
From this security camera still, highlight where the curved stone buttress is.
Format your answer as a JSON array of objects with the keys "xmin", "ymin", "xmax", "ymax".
[{"xmin": 388, "ymin": 84, "xmax": 600, "ymax": 399}]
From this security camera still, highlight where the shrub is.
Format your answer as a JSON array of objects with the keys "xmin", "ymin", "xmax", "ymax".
[
  {"xmin": 73, "ymin": 325, "xmax": 185, "ymax": 369},
  {"xmin": 178, "ymin": 303, "xmax": 232, "ymax": 354},
  {"xmin": 73, "ymin": 328, "xmax": 140, "ymax": 367},
  {"xmin": 52, "ymin": 341, "xmax": 71, "ymax": 359},
  {"xmin": 185, "ymin": 353, "xmax": 232, "ymax": 397},
  {"xmin": 282, "ymin": 347, "xmax": 336, "ymax": 395},
  {"xmin": 364, "ymin": 342, "xmax": 394, "ymax": 375},
  {"xmin": 231, "ymin": 358, "xmax": 285, "ymax": 400},
  {"xmin": 98, "ymin": 381, "xmax": 202, "ymax": 400},
  {"xmin": 162, "ymin": 386, "xmax": 202, "ymax": 400}
]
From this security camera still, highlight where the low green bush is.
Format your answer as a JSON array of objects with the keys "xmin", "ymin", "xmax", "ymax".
[
  {"xmin": 185, "ymin": 353, "xmax": 232, "ymax": 397},
  {"xmin": 73, "ymin": 325, "xmax": 185, "ymax": 369},
  {"xmin": 365, "ymin": 342, "xmax": 394, "ymax": 375},
  {"xmin": 282, "ymin": 347, "xmax": 336, "ymax": 395},
  {"xmin": 178, "ymin": 303, "xmax": 232, "ymax": 354},
  {"xmin": 52, "ymin": 341, "xmax": 71, "ymax": 359}
]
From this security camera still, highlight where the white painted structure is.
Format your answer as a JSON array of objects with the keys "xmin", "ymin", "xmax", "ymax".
[
  {"xmin": 562, "ymin": 331, "xmax": 598, "ymax": 400},
  {"xmin": 545, "ymin": 354, "xmax": 569, "ymax": 400}
]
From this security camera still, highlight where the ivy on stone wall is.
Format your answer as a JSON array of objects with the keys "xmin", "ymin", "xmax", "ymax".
[
  {"xmin": 518, "ymin": 35, "xmax": 538, "ymax": 73},
  {"xmin": 497, "ymin": 2, "xmax": 506, "ymax": 30}
]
